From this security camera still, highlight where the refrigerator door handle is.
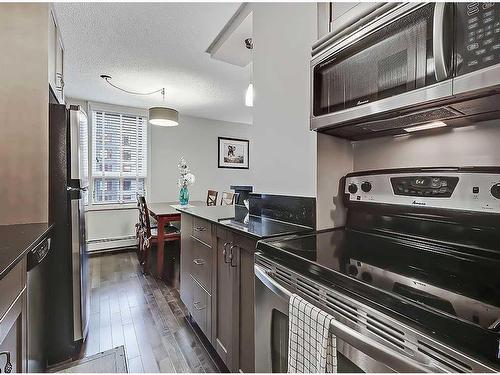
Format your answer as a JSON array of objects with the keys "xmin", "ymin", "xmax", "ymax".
[{"xmin": 67, "ymin": 186, "xmax": 87, "ymax": 192}]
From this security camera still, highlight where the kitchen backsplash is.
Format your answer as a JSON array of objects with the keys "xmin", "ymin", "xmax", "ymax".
[{"xmin": 249, "ymin": 193, "xmax": 316, "ymax": 228}]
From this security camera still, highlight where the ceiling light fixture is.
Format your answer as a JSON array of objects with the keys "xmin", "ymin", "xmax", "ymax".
[
  {"xmin": 100, "ymin": 74, "xmax": 179, "ymax": 127},
  {"xmin": 245, "ymin": 83, "xmax": 254, "ymax": 107},
  {"xmin": 404, "ymin": 121, "xmax": 447, "ymax": 133},
  {"xmin": 244, "ymin": 38, "xmax": 254, "ymax": 107}
]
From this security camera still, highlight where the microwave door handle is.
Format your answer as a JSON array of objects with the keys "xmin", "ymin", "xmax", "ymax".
[
  {"xmin": 433, "ymin": 2, "xmax": 449, "ymax": 82},
  {"xmin": 254, "ymin": 265, "xmax": 441, "ymax": 373}
]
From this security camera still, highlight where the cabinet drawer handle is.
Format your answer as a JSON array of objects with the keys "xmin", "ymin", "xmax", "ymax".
[
  {"xmin": 193, "ymin": 258, "xmax": 205, "ymax": 265},
  {"xmin": 0, "ymin": 351, "xmax": 12, "ymax": 373},
  {"xmin": 223, "ymin": 242, "xmax": 232, "ymax": 263},
  {"xmin": 193, "ymin": 301, "xmax": 206, "ymax": 310},
  {"xmin": 194, "ymin": 226, "xmax": 206, "ymax": 232},
  {"xmin": 229, "ymin": 245, "xmax": 238, "ymax": 268}
]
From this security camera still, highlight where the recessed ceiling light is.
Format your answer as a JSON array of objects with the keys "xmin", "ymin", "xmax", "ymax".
[{"xmin": 404, "ymin": 121, "xmax": 447, "ymax": 133}]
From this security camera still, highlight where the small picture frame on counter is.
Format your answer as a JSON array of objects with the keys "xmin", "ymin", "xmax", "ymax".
[{"xmin": 218, "ymin": 137, "xmax": 249, "ymax": 169}]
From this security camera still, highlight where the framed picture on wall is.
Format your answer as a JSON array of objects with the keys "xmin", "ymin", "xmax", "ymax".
[{"xmin": 218, "ymin": 137, "xmax": 249, "ymax": 169}]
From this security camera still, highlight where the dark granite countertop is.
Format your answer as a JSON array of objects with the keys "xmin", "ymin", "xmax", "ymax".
[
  {"xmin": 0, "ymin": 222, "xmax": 53, "ymax": 280},
  {"xmin": 175, "ymin": 205, "xmax": 313, "ymax": 239},
  {"xmin": 176, "ymin": 204, "xmax": 235, "ymax": 223}
]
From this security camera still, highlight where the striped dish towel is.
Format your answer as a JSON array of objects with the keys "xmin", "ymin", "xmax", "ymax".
[{"xmin": 287, "ymin": 294, "xmax": 337, "ymax": 373}]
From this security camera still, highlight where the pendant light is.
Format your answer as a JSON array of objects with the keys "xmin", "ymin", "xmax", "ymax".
[
  {"xmin": 148, "ymin": 88, "xmax": 179, "ymax": 127},
  {"xmin": 245, "ymin": 83, "xmax": 254, "ymax": 107},
  {"xmin": 244, "ymin": 38, "xmax": 254, "ymax": 107},
  {"xmin": 100, "ymin": 74, "xmax": 179, "ymax": 126},
  {"xmin": 148, "ymin": 106, "xmax": 179, "ymax": 127}
]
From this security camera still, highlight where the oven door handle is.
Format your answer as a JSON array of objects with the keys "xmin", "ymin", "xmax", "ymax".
[
  {"xmin": 254, "ymin": 264, "xmax": 440, "ymax": 373},
  {"xmin": 255, "ymin": 264, "xmax": 292, "ymax": 300},
  {"xmin": 433, "ymin": 2, "xmax": 449, "ymax": 82}
]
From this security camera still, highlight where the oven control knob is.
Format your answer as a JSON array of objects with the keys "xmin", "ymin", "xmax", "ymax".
[
  {"xmin": 347, "ymin": 265, "xmax": 358, "ymax": 276},
  {"xmin": 491, "ymin": 183, "xmax": 500, "ymax": 199},
  {"xmin": 348, "ymin": 183, "xmax": 358, "ymax": 194},
  {"xmin": 361, "ymin": 272, "xmax": 373, "ymax": 283},
  {"xmin": 361, "ymin": 181, "xmax": 372, "ymax": 193}
]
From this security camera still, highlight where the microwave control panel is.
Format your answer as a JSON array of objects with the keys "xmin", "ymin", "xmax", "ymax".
[{"xmin": 456, "ymin": 2, "xmax": 500, "ymax": 76}]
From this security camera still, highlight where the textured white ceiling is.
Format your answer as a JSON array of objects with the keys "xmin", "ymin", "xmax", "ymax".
[{"xmin": 53, "ymin": 2, "xmax": 252, "ymax": 124}]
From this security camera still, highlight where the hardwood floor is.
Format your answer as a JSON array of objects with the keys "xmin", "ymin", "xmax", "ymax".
[{"xmin": 83, "ymin": 251, "xmax": 219, "ymax": 373}]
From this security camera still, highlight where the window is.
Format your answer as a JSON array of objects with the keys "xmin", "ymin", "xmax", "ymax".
[{"xmin": 91, "ymin": 110, "xmax": 147, "ymax": 204}]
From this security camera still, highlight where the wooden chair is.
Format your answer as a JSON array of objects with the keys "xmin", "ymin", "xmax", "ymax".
[
  {"xmin": 207, "ymin": 190, "xmax": 218, "ymax": 206},
  {"xmin": 220, "ymin": 191, "xmax": 237, "ymax": 205},
  {"xmin": 137, "ymin": 196, "xmax": 181, "ymax": 276}
]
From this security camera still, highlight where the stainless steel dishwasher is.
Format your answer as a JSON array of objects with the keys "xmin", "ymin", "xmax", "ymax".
[{"xmin": 27, "ymin": 235, "xmax": 52, "ymax": 373}]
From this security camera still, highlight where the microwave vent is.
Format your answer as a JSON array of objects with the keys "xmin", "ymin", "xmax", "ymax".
[
  {"xmin": 449, "ymin": 93, "xmax": 500, "ymax": 115},
  {"xmin": 327, "ymin": 106, "xmax": 462, "ymax": 140}
]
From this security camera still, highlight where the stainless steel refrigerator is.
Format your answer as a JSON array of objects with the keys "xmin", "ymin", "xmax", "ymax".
[{"xmin": 47, "ymin": 99, "xmax": 90, "ymax": 366}]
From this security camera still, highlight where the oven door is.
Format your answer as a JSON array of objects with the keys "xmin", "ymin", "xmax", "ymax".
[
  {"xmin": 311, "ymin": 3, "xmax": 454, "ymax": 131},
  {"xmin": 254, "ymin": 264, "xmax": 440, "ymax": 373}
]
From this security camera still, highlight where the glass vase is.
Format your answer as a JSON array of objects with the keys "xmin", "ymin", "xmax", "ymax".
[{"xmin": 179, "ymin": 186, "xmax": 189, "ymax": 206}]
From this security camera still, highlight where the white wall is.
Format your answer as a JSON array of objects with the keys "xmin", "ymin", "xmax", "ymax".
[
  {"xmin": 0, "ymin": 4, "xmax": 49, "ymax": 224},
  {"xmin": 251, "ymin": 2, "xmax": 317, "ymax": 196},
  {"xmin": 353, "ymin": 121, "xmax": 500, "ymax": 170},
  {"xmin": 85, "ymin": 207, "xmax": 138, "ymax": 251},
  {"xmin": 316, "ymin": 133, "xmax": 352, "ymax": 230},
  {"xmin": 149, "ymin": 115, "xmax": 253, "ymax": 202}
]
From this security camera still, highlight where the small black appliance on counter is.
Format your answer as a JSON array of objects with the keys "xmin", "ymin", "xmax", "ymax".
[{"xmin": 230, "ymin": 185, "xmax": 253, "ymax": 206}]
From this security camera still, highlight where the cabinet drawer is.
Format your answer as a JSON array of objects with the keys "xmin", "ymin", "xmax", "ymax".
[
  {"xmin": 180, "ymin": 235, "xmax": 193, "ymax": 308},
  {"xmin": 0, "ymin": 260, "xmax": 25, "ymax": 321},
  {"xmin": 191, "ymin": 276, "xmax": 211, "ymax": 339},
  {"xmin": 190, "ymin": 238, "xmax": 212, "ymax": 293},
  {"xmin": 192, "ymin": 217, "xmax": 212, "ymax": 246}
]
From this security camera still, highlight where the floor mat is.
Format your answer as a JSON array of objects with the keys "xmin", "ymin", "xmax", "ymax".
[{"xmin": 52, "ymin": 346, "xmax": 128, "ymax": 373}]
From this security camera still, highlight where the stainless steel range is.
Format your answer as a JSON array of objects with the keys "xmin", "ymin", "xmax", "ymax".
[{"xmin": 255, "ymin": 167, "xmax": 500, "ymax": 373}]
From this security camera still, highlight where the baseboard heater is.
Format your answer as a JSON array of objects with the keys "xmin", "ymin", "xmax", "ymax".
[{"xmin": 87, "ymin": 235, "xmax": 137, "ymax": 253}]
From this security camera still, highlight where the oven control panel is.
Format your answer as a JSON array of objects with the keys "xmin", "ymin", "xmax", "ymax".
[
  {"xmin": 390, "ymin": 176, "xmax": 459, "ymax": 198},
  {"xmin": 344, "ymin": 170, "xmax": 500, "ymax": 213}
]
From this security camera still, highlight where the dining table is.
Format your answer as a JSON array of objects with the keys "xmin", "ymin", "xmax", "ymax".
[{"xmin": 147, "ymin": 200, "xmax": 205, "ymax": 278}]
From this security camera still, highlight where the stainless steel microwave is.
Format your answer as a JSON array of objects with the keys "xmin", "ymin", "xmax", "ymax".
[{"xmin": 311, "ymin": 2, "xmax": 500, "ymax": 140}]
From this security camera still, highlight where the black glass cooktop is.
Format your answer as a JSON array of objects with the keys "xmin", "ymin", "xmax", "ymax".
[
  {"xmin": 257, "ymin": 228, "xmax": 500, "ymax": 367},
  {"xmin": 266, "ymin": 228, "xmax": 500, "ymax": 327}
]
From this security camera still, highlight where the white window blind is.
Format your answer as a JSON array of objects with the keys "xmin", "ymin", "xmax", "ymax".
[{"xmin": 91, "ymin": 110, "xmax": 147, "ymax": 204}]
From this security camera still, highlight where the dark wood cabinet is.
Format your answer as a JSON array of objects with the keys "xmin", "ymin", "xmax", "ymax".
[
  {"xmin": 214, "ymin": 227, "xmax": 239, "ymax": 371},
  {"xmin": 214, "ymin": 229, "xmax": 257, "ymax": 373},
  {"xmin": 180, "ymin": 213, "xmax": 194, "ymax": 308},
  {"xmin": 180, "ymin": 213, "xmax": 216, "ymax": 344},
  {"xmin": 190, "ymin": 238, "xmax": 213, "ymax": 293},
  {"xmin": 180, "ymin": 212, "xmax": 257, "ymax": 373},
  {"xmin": 233, "ymin": 233, "xmax": 257, "ymax": 373},
  {"xmin": 191, "ymin": 275, "xmax": 212, "ymax": 338},
  {"xmin": 0, "ymin": 259, "xmax": 27, "ymax": 373}
]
